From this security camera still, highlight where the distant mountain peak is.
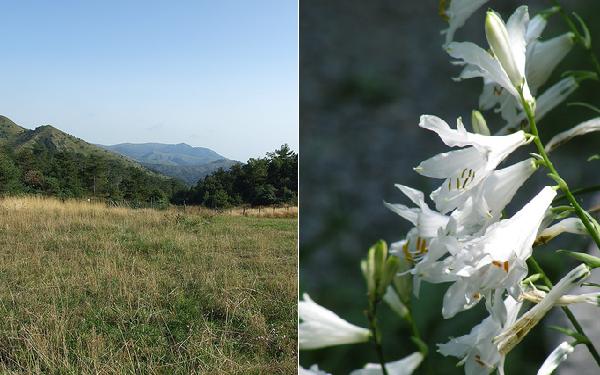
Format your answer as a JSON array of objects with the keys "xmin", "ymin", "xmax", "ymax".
[{"xmin": 98, "ymin": 142, "xmax": 236, "ymax": 185}]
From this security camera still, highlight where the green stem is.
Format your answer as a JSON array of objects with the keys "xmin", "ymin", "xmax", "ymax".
[
  {"xmin": 406, "ymin": 312, "xmax": 421, "ymax": 341},
  {"xmin": 367, "ymin": 301, "xmax": 388, "ymax": 375},
  {"xmin": 521, "ymin": 98, "xmax": 600, "ymax": 249},
  {"xmin": 521, "ymin": 95, "xmax": 600, "ymax": 367},
  {"xmin": 554, "ymin": 185, "xmax": 600, "ymax": 203},
  {"xmin": 551, "ymin": 0, "xmax": 600, "ymax": 77},
  {"xmin": 526, "ymin": 257, "xmax": 600, "ymax": 365}
]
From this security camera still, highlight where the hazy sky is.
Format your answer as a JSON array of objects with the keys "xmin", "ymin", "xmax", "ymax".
[{"xmin": 0, "ymin": 1, "xmax": 297, "ymax": 162}]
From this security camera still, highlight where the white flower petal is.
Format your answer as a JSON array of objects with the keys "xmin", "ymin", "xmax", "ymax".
[
  {"xmin": 395, "ymin": 184, "xmax": 425, "ymax": 206},
  {"xmin": 440, "ymin": 187, "xmax": 555, "ymax": 316},
  {"xmin": 443, "ymin": 0, "xmax": 490, "ymax": 45},
  {"xmin": 522, "ymin": 288, "xmax": 600, "ymax": 306},
  {"xmin": 536, "ymin": 217, "xmax": 587, "ymax": 245},
  {"xmin": 299, "ymin": 293, "xmax": 370, "ymax": 350},
  {"xmin": 384, "ymin": 202, "xmax": 419, "ymax": 226},
  {"xmin": 299, "ymin": 365, "xmax": 332, "ymax": 375},
  {"xmin": 385, "ymin": 185, "xmax": 449, "ymax": 238},
  {"xmin": 537, "ymin": 342, "xmax": 574, "ymax": 375},
  {"xmin": 383, "ymin": 286, "xmax": 409, "ymax": 318},
  {"xmin": 449, "ymin": 159, "xmax": 537, "ymax": 237},
  {"xmin": 535, "ymin": 76, "xmax": 578, "ymax": 120},
  {"xmin": 350, "ymin": 352, "xmax": 424, "ymax": 375},
  {"xmin": 525, "ymin": 14, "xmax": 548, "ymax": 43},
  {"xmin": 505, "ymin": 6, "xmax": 529, "ymax": 81},
  {"xmin": 417, "ymin": 147, "xmax": 485, "ymax": 179},
  {"xmin": 442, "ymin": 280, "xmax": 480, "ymax": 319},
  {"xmin": 439, "ymin": 296, "xmax": 521, "ymax": 374},
  {"xmin": 545, "ymin": 117, "xmax": 600, "ymax": 153},
  {"xmin": 526, "ymin": 33, "xmax": 575, "ymax": 93},
  {"xmin": 416, "ymin": 115, "xmax": 528, "ymax": 213},
  {"xmin": 447, "ymin": 41, "xmax": 516, "ymax": 97},
  {"xmin": 494, "ymin": 264, "xmax": 591, "ymax": 355},
  {"xmin": 497, "ymin": 77, "xmax": 578, "ymax": 135}
]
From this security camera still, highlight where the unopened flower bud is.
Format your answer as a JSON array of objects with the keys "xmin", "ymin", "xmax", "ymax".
[
  {"xmin": 471, "ymin": 110, "xmax": 490, "ymax": 136},
  {"xmin": 485, "ymin": 10, "xmax": 524, "ymax": 89}
]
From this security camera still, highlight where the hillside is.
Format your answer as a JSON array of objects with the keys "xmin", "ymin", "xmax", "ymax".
[
  {"xmin": 100, "ymin": 142, "xmax": 225, "ymax": 165},
  {"xmin": 99, "ymin": 142, "xmax": 237, "ymax": 185},
  {"xmin": 0, "ymin": 115, "xmax": 185, "ymax": 204},
  {"xmin": 143, "ymin": 159, "xmax": 239, "ymax": 186}
]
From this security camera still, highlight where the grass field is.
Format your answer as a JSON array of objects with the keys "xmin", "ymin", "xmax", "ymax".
[{"xmin": 0, "ymin": 197, "xmax": 297, "ymax": 374}]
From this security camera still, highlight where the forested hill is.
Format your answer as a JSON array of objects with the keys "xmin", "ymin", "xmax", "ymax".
[
  {"xmin": 175, "ymin": 144, "xmax": 298, "ymax": 208},
  {"xmin": 0, "ymin": 115, "xmax": 185, "ymax": 205},
  {"xmin": 98, "ymin": 143, "xmax": 238, "ymax": 186}
]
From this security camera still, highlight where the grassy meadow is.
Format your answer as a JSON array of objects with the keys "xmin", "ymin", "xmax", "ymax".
[{"xmin": 0, "ymin": 197, "xmax": 297, "ymax": 374}]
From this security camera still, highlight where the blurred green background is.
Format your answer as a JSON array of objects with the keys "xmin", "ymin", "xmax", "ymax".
[{"xmin": 299, "ymin": 0, "xmax": 600, "ymax": 374}]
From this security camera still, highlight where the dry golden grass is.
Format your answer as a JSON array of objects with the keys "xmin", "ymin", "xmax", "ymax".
[
  {"xmin": 179, "ymin": 205, "xmax": 298, "ymax": 219},
  {"xmin": 0, "ymin": 196, "xmax": 297, "ymax": 374}
]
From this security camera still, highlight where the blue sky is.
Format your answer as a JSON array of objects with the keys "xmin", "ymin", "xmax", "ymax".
[{"xmin": 0, "ymin": 1, "xmax": 297, "ymax": 162}]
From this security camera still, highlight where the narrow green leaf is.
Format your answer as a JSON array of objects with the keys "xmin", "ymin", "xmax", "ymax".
[
  {"xmin": 556, "ymin": 250, "xmax": 600, "ymax": 269},
  {"xmin": 567, "ymin": 102, "xmax": 600, "ymax": 115},
  {"xmin": 588, "ymin": 154, "xmax": 600, "ymax": 162},
  {"xmin": 572, "ymin": 12, "xmax": 591, "ymax": 49},
  {"xmin": 562, "ymin": 70, "xmax": 598, "ymax": 82},
  {"xmin": 549, "ymin": 325, "xmax": 590, "ymax": 345}
]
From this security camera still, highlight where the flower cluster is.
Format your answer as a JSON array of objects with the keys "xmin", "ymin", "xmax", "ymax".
[{"xmin": 300, "ymin": 4, "xmax": 600, "ymax": 375}]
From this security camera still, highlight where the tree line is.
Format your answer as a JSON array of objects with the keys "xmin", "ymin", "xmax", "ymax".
[
  {"xmin": 174, "ymin": 144, "xmax": 298, "ymax": 208},
  {"xmin": 0, "ymin": 143, "xmax": 185, "ymax": 207},
  {"xmin": 0, "ymin": 143, "xmax": 297, "ymax": 209}
]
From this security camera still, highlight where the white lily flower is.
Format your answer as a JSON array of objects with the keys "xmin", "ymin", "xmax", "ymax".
[
  {"xmin": 537, "ymin": 341, "xmax": 575, "ymax": 375},
  {"xmin": 438, "ymin": 296, "xmax": 521, "ymax": 375},
  {"xmin": 392, "ymin": 233, "xmax": 459, "ymax": 297},
  {"xmin": 385, "ymin": 184, "xmax": 449, "ymax": 239},
  {"xmin": 299, "ymin": 293, "xmax": 371, "ymax": 350},
  {"xmin": 442, "ymin": 0, "xmax": 490, "ymax": 46},
  {"xmin": 448, "ymin": 158, "xmax": 538, "ymax": 237},
  {"xmin": 478, "ymin": 13, "xmax": 547, "ymax": 116},
  {"xmin": 545, "ymin": 117, "xmax": 600, "ymax": 153},
  {"xmin": 440, "ymin": 186, "xmax": 556, "ymax": 318},
  {"xmin": 349, "ymin": 352, "xmax": 424, "ymax": 375},
  {"xmin": 452, "ymin": 7, "xmax": 574, "ymax": 133},
  {"xmin": 448, "ymin": 6, "xmax": 534, "ymax": 105},
  {"xmin": 299, "ymin": 365, "xmax": 332, "ymax": 375},
  {"xmin": 494, "ymin": 264, "xmax": 591, "ymax": 355},
  {"xmin": 415, "ymin": 115, "xmax": 529, "ymax": 214},
  {"xmin": 535, "ymin": 217, "xmax": 587, "ymax": 245},
  {"xmin": 483, "ymin": 33, "xmax": 574, "ymax": 131},
  {"xmin": 497, "ymin": 77, "xmax": 578, "ymax": 135},
  {"xmin": 385, "ymin": 184, "xmax": 452, "ymax": 295}
]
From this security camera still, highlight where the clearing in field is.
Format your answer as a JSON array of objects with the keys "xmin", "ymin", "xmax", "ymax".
[{"xmin": 0, "ymin": 197, "xmax": 297, "ymax": 374}]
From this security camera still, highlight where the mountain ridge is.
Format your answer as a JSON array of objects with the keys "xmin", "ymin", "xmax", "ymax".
[
  {"xmin": 98, "ymin": 142, "xmax": 238, "ymax": 186},
  {"xmin": 0, "ymin": 116, "xmax": 184, "ymax": 203}
]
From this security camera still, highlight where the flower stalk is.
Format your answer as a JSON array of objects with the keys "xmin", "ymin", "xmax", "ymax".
[
  {"xmin": 519, "ymin": 87, "xmax": 600, "ymax": 365},
  {"xmin": 519, "ymin": 90, "xmax": 600, "ymax": 250},
  {"xmin": 367, "ymin": 301, "xmax": 389, "ymax": 375}
]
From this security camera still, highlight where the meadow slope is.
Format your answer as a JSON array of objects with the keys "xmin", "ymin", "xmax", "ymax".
[{"xmin": 0, "ymin": 197, "xmax": 297, "ymax": 374}]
